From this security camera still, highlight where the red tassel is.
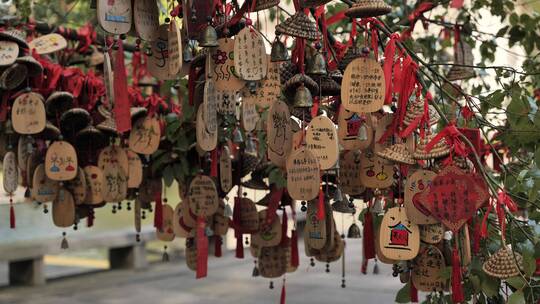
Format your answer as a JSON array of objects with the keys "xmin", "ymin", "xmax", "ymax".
[
  {"xmin": 316, "ymin": 189, "xmax": 325, "ymax": 220},
  {"xmin": 87, "ymin": 209, "xmax": 94, "ymax": 227},
  {"xmin": 361, "ymin": 258, "xmax": 368, "ymax": 274},
  {"xmin": 311, "ymin": 96, "xmax": 320, "ymax": 118},
  {"xmin": 290, "ymin": 230, "xmax": 299, "ymax": 267},
  {"xmin": 9, "ymin": 204, "xmax": 15, "ymax": 229},
  {"xmin": 214, "ymin": 236, "xmax": 222, "ymax": 257},
  {"xmin": 196, "ymin": 217, "xmax": 208, "ymax": 279},
  {"xmin": 451, "ymin": 246, "xmax": 465, "ymax": 303},
  {"xmin": 280, "ymin": 279, "xmax": 286, "ymax": 304},
  {"xmin": 363, "ymin": 211, "xmax": 375, "ymax": 260},
  {"xmin": 154, "ymin": 192, "xmax": 163, "ymax": 230},
  {"xmin": 112, "ymin": 40, "xmax": 131, "ymax": 133},
  {"xmin": 210, "ymin": 149, "xmax": 218, "ymax": 178},
  {"xmin": 280, "ymin": 209, "xmax": 288, "ymax": 247},
  {"xmin": 410, "ymin": 281, "xmax": 419, "ymax": 303},
  {"xmin": 235, "ymin": 233, "xmax": 244, "ymax": 259}
]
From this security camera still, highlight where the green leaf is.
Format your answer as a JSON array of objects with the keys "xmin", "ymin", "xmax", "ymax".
[
  {"xmin": 481, "ymin": 275, "xmax": 500, "ymax": 298},
  {"xmin": 506, "ymin": 276, "xmax": 527, "ymax": 290},
  {"xmin": 507, "ymin": 290, "xmax": 525, "ymax": 304},
  {"xmin": 162, "ymin": 166, "xmax": 174, "ymax": 187},
  {"xmin": 535, "ymin": 147, "xmax": 540, "ymax": 167},
  {"xmin": 394, "ymin": 282, "xmax": 411, "ymax": 303},
  {"xmin": 522, "ymin": 251, "xmax": 536, "ymax": 277},
  {"xmin": 439, "ymin": 266, "xmax": 452, "ymax": 280}
]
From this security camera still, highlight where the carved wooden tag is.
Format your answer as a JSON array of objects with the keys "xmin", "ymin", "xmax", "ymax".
[
  {"xmin": 83, "ymin": 165, "xmax": 104, "ymax": 205},
  {"xmin": 267, "ymin": 100, "xmax": 292, "ymax": 167},
  {"xmin": 102, "ymin": 164, "xmax": 128, "ymax": 202},
  {"xmin": 306, "ymin": 115, "xmax": 339, "ymax": 170},
  {"xmin": 52, "ymin": 188, "xmax": 75, "ymax": 228},
  {"xmin": 213, "ymin": 214, "xmax": 229, "ymax": 236},
  {"xmin": 241, "ymin": 100, "xmax": 260, "ymax": 132},
  {"xmin": 337, "ymin": 107, "xmax": 373, "ymax": 151},
  {"xmin": 341, "ymin": 57, "xmax": 385, "ymax": 113},
  {"xmin": 219, "ymin": 147, "xmax": 232, "ymax": 192},
  {"xmin": 258, "ymin": 57, "xmax": 281, "ymax": 109},
  {"xmin": 259, "ymin": 246, "xmax": 287, "ymax": 279},
  {"xmin": 211, "ymin": 38, "xmax": 245, "ymax": 91},
  {"xmin": 203, "ymin": 79, "xmax": 218, "ymax": 135},
  {"xmin": 180, "ymin": 198, "xmax": 197, "ymax": 229},
  {"xmin": 157, "ymin": 204, "xmax": 175, "ymax": 241},
  {"xmin": 126, "ymin": 150, "xmax": 143, "ymax": 188},
  {"xmin": 129, "ymin": 116, "xmax": 161, "ymax": 155},
  {"xmin": 3, "ymin": 151, "xmax": 17, "ymax": 194},
  {"xmin": 133, "ymin": 0, "xmax": 159, "ymax": 41},
  {"xmin": 32, "ymin": 164, "xmax": 58, "ymax": 203},
  {"xmin": 12, "ymin": 92, "xmax": 46, "ymax": 134},
  {"xmin": 0, "ymin": 41, "xmax": 18, "ymax": 66},
  {"xmin": 29, "ymin": 33, "xmax": 67, "ymax": 55},
  {"xmin": 188, "ymin": 175, "xmax": 218, "ymax": 217},
  {"xmin": 375, "ymin": 221, "xmax": 397, "ymax": 264},
  {"xmin": 66, "ymin": 168, "xmax": 86, "ymax": 205},
  {"xmin": 304, "ymin": 200, "xmax": 327, "ymax": 250},
  {"xmin": 359, "ymin": 149, "xmax": 393, "ymax": 189},
  {"xmin": 97, "ymin": 0, "xmax": 132, "ymax": 35},
  {"xmin": 239, "ymin": 197, "xmax": 259, "ymax": 233},
  {"xmin": 173, "ymin": 202, "xmax": 193, "ymax": 238},
  {"xmin": 98, "ymin": 145, "xmax": 129, "ymax": 175},
  {"xmin": 412, "ymin": 246, "xmax": 447, "ymax": 292},
  {"xmin": 379, "ymin": 207, "xmax": 420, "ymax": 260},
  {"xmin": 339, "ymin": 151, "xmax": 365, "ymax": 195},
  {"xmin": 215, "ymin": 88, "xmax": 237, "ymax": 115},
  {"xmin": 234, "ymin": 27, "xmax": 267, "ymax": 81},
  {"xmin": 45, "ymin": 141, "xmax": 78, "ymax": 181},
  {"xmin": 196, "ymin": 104, "xmax": 218, "ymax": 151},
  {"xmin": 286, "ymin": 147, "xmax": 320, "ymax": 201},
  {"xmin": 253, "ymin": 210, "xmax": 282, "ymax": 247},
  {"xmin": 419, "ymin": 223, "xmax": 444, "ymax": 244},
  {"xmin": 148, "ymin": 25, "xmax": 172, "ymax": 80},
  {"xmin": 405, "ymin": 170, "xmax": 438, "ymax": 225},
  {"xmin": 168, "ymin": 19, "xmax": 182, "ymax": 77},
  {"xmin": 315, "ymin": 230, "xmax": 344, "ymax": 263}
]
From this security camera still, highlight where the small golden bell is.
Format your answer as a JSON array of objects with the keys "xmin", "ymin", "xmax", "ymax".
[
  {"xmin": 347, "ymin": 223, "xmax": 362, "ymax": 239},
  {"xmin": 182, "ymin": 42, "xmax": 193, "ymax": 62},
  {"xmin": 199, "ymin": 23, "xmax": 219, "ymax": 48},
  {"xmin": 293, "ymin": 85, "xmax": 313, "ymax": 108},
  {"xmin": 270, "ymin": 39, "xmax": 289, "ymax": 62},
  {"xmin": 307, "ymin": 51, "xmax": 327, "ymax": 76}
]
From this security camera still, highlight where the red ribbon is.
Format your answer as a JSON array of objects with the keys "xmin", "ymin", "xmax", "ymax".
[
  {"xmin": 62, "ymin": 67, "xmax": 85, "ymax": 103},
  {"xmin": 9, "ymin": 203, "xmax": 15, "ymax": 229},
  {"xmin": 425, "ymin": 123, "xmax": 467, "ymax": 164},
  {"xmin": 140, "ymin": 93, "xmax": 168, "ymax": 117},
  {"xmin": 316, "ymin": 188, "xmax": 325, "ymax": 220},
  {"xmin": 113, "ymin": 40, "xmax": 131, "ymax": 133},
  {"xmin": 280, "ymin": 278, "xmax": 286, "ymax": 304},
  {"xmin": 76, "ymin": 23, "xmax": 96, "ymax": 53},
  {"xmin": 363, "ymin": 207, "xmax": 376, "ymax": 261},
  {"xmin": 401, "ymin": 2, "xmax": 435, "ymax": 40},
  {"xmin": 210, "ymin": 149, "xmax": 218, "ymax": 178},
  {"xmin": 196, "ymin": 217, "xmax": 208, "ymax": 279},
  {"xmin": 214, "ymin": 235, "xmax": 222, "ymax": 257},
  {"xmin": 451, "ymin": 245, "xmax": 464, "ymax": 303},
  {"xmin": 153, "ymin": 192, "xmax": 163, "ymax": 230},
  {"xmin": 383, "ymin": 33, "xmax": 400, "ymax": 105},
  {"xmin": 85, "ymin": 70, "xmax": 105, "ymax": 111},
  {"xmin": 410, "ymin": 281, "xmax": 418, "ymax": 303},
  {"xmin": 290, "ymin": 230, "xmax": 299, "ymax": 267}
]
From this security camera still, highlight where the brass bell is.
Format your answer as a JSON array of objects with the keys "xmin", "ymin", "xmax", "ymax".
[
  {"xmin": 347, "ymin": 222, "xmax": 362, "ymax": 239},
  {"xmin": 293, "ymin": 84, "xmax": 313, "ymax": 108},
  {"xmin": 307, "ymin": 51, "xmax": 327, "ymax": 76},
  {"xmin": 232, "ymin": 126, "xmax": 244, "ymax": 143},
  {"xmin": 332, "ymin": 198, "xmax": 355, "ymax": 214},
  {"xmin": 270, "ymin": 39, "xmax": 289, "ymax": 62},
  {"xmin": 199, "ymin": 23, "xmax": 219, "ymax": 48},
  {"xmin": 333, "ymin": 187, "xmax": 343, "ymax": 202},
  {"xmin": 182, "ymin": 41, "xmax": 193, "ymax": 62}
]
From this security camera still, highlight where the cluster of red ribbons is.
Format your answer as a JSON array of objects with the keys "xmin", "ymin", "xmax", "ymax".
[
  {"xmin": 425, "ymin": 123, "xmax": 468, "ymax": 165},
  {"xmin": 401, "ymin": 2, "xmax": 435, "ymax": 40}
]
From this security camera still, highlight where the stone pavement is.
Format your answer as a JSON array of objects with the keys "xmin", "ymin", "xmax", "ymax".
[{"xmin": 0, "ymin": 240, "xmax": 406, "ymax": 304}]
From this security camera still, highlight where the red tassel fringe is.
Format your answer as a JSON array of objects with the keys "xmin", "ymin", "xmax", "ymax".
[
  {"xmin": 235, "ymin": 233, "xmax": 244, "ymax": 259},
  {"xmin": 290, "ymin": 230, "xmax": 299, "ymax": 267},
  {"xmin": 9, "ymin": 204, "xmax": 15, "ymax": 229},
  {"xmin": 363, "ymin": 211, "xmax": 375, "ymax": 260},
  {"xmin": 316, "ymin": 189, "xmax": 325, "ymax": 220},
  {"xmin": 451, "ymin": 247, "xmax": 465, "ymax": 303},
  {"xmin": 154, "ymin": 192, "xmax": 163, "ymax": 230},
  {"xmin": 280, "ymin": 279, "xmax": 286, "ymax": 304}
]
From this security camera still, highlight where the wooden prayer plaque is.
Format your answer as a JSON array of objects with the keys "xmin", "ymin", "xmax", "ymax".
[
  {"xmin": 168, "ymin": 19, "xmax": 182, "ymax": 77},
  {"xmin": 305, "ymin": 115, "xmax": 339, "ymax": 170},
  {"xmin": 29, "ymin": 34, "xmax": 67, "ymax": 55},
  {"xmin": 342, "ymin": 57, "xmax": 385, "ymax": 113},
  {"xmin": 304, "ymin": 200, "xmax": 327, "ymax": 250},
  {"xmin": 215, "ymin": 88, "xmax": 237, "ymax": 115},
  {"xmin": 129, "ymin": 116, "xmax": 161, "ymax": 155},
  {"xmin": 196, "ymin": 104, "xmax": 218, "ymax": 151},
  {"xmin": 239, "ymin": 197, "xmax": 259, "ymax": 233},
  {"xmin": 379, "ymin": 207, "xmax": 420, "ymax": 260},
  {"xmin": 259, "ymin": 246, "xmax": 287, "ymax": 279},
  {"xmin": 286, "ymin": 147, "xmax": 320, "ymax": 201},
  {"xmin": 203, "ymin": 79, "xmax": 218, "ymax": 135},
  {"xmin": 315, "ymin": 231, "xmax": 344, "ymax": 263},
  {"xmin": 211, "ymin": 38, "xmax": 245, "ymax": 91},
  {"xmin": 339, "ymin": 151, "xmax": 365, "ymax": 195},
  {"xmin": 98, "ymin": 145, "xmax": 129, "ymax": 175},
  {"xmin": 219, "ymin": 147, "xmax": 232, "ymax": 192},
  {"xmin": 267, "ymin": 100, "xmax": 292, "ymax": 167},
  {"xmin": 212, "ymin": 214, "xmax": 229, "ymax": 236},
  {"xmin": 45, "ymin": 141, "xmax": 78, "ymax": 181},
  {"xmin": 241, "ymin": 100, "xmax": 260, "ymax": 132},
  {"xmin": 32, "ymin": 164, "xmax": 58, "ymax": 203},
  {"xmin": 52, "ymin": 188, "xmax": 75, "ymax": 228},
  {"xmin": 375, "ymin": 222, "xmax": 397, "ymax": 264},
  {"xmin": 173, "ymin": 202, "xmax": 193, "ymax": 238},
  {"xmin": 358, "ymin": 149, "xmax": 393, "ymax": 189},
  {"xmin": 157, "ymin": 204, "xmax": 175, "ymax": 242},
  {"xmin": 97, "ymin": 0, "xmax": 132, "ymax": 35},
  {"xmin": 253, "ymin": 210, "xmax": 282, "ymax": 247},
  {"xmin": 0, "ymin": 41, "xmax": 18, "ymax": 66},
  {"xmin": 404, "ymin": 170, "xmax": 438, "ymax": 225},
  {"xmin": 3, "ymin": 151, "xmax": 17, "ymax": 194},
  {"xmin": 148, "ymin": 25, "xmax": 172, "ymax": 80},
  {"xmin": 127, "ymin": 150, "xmax": 143, "ymax": 188},
  {"xmin": 133, "ymin": 0, "xmax": 160, "ymax": 41},
  {"xmin": 83, "ymin": 165, "xmax": 104, "ymax": 205},
  {"xmin": 337, "ymin": 106, "xmax": 373, "ymax": 151},
  {"xmin": 258, "ymin": 57, "xmax": 281, "ymax": 109},
  {"xmin": 66, "ymin": 168, "xmax": 86, "ymax": 205},
  {"xmin": 412, "ymin": 246, "xmax": 447, "ymax": 292},
  {"xmin": 188, "ymin": 175, "xmax": 219, "ymax": 217},
  {"xmin": 102, "ymin": 164, "xmax": 128, "ymax": 202},
  {"xmin": 12, "ymin": 92, "xmax": 46, "ymax": 134},
  {"xmin": 419, "ymin": 223, "xmax": 444, "ymax": 244},
  {"xmin": 234, "ymin": 27, "xmax": 267, "ymax": 81}
]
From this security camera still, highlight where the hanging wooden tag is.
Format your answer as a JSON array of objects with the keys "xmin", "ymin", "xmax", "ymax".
[
  {"xmin": 133, "ymin": 0, "xmax": 159, "ymax": 41},
  {"xmin": 419, "ymin": 223, "xmax": 444, "ymax": 244},
  {"xmin": 267, "ymin": 100, "xmax": 292, "ymax": 167},
  {"xmin": 286, "ymin": 147, "xmax": 320, "ymax": 201},
  {"xmin": 32, "ymin": 164, "xmax": 58, "ymax": 203},
  {"xmin": 211, "ymin": 38, "xmax": 245, "ymax": 91},
  {"xmin": 83, "ymin": 165, "xmax": 104, "ymax": 205},
  {"xmin": 157, "ymin": 204, "xmax": 175, "ymax": 241},
  {"xmin": 3, "ymin": 151, "xmax": 17, "ymax": 194},
  {"xmin": 412, "ymin": 245, "xmax": 447, "ymax": 292},
  {"xmin": 102, "ymin": 164, "xmax": 128, "ymax": 202},
  {"xmin": 215, "ymin": 88, "xmax": 237, "ymax": 115},
  {"xmin": 98, "ymin": 145, "xmax": 129, "ymax": 174},
  {"xmin": 337, "ymin": 107, "xmax": 373, "ymax": 151},
  {"xmin": 45, "ymin": 141, "xmax": 78, "ymax": 181},
  {"xmin": 219, "ymin": 147, "xmax": 232, "ymax": 192},
  {"xmin": 129, "ymin": 116, "xmax": 161, "ymax": 155},
  {"xmin": 0, "ymin": 41, "xmax": 18, "ymax": 66},
  {"xmin": 241, "ymin": 100, "xmax": 260, "ymax": 132},
  {"xmin": 203, "ymin": 79, "xmax": 218, "ymax": 135},
  {"xmin": 239, "ymin": 197, "xmax": 259, "ymax": 233},
  {"xmin": 258, "ymin": 57, "xmax": 281, "ymax": 110},
  {"xmin": 173, "ymin": 202, "xmax": 193, "ymax": 238},
  {"xmin": 404, "ymin": 170, "xmax": 438, "ymax": 225},
  {"xmin": 253, "ymin": 210, "xmax": 282, "ymax": 247},
  {"xmin": 339, "ymin": 151, "xmax": 365, "ymax": 195},
  {"xmin": 148, "ymin": 25, "xmax": 172, "ymax": 80},
  {"xmin": 66, "ymin": 168, "xmax": 86, "ymax": 205},
  {"xmin": 306, "ymin": 115, "xmax": 339, "ymax": 170},
  {"xmin": 12, "ymin": 92, "xmax": 46, "ymax": 135},
  {"xmin": 304, "ymin": 200, "xmax": 327, "ymax": 250},
  {"xmin": 315, "ymin": 230, "xmax": 344, "ymax": 263},
  {"xmin": 125, "ymin": 150, "xmax": 142, "ymax": 188},
  {"xmin": 379, "ymin": 207, "xmax": 420, "ymax": 260},
  {"xmin": 180, "ymin": 198, "xmax": 197, "ymax": 228},
  {"xmin": 375, "ymin": 222, "xmax": 397, "ymax": 264},
  {"xmin": 97, "ymin": 0, "xmax": 132, "ymax": 35},
  {"xmin": 196, "ymin": 104, "xmax": 218, "ymax": 151},
  {"xmin": 28, "ymin": 33, "xmax": 67, "ymax": 55},
  {"xmin": 414, "ymin": 165, "xmax": 489, "ymax": 232},
  {"xmin": 52, "ymin": 188, "xmax": 75, "ymax": 228},
  {"xmin": 341, "ymin": 57, "xmax": 385, "ymax": 113},
  {"xmin": 213, "ymin": 214, "xmax": 229, "ymax": 236},
  {"xmin": 234, "ymin": 27, "xmax": 267, "ymax": 81},
  {"xmin": 168, "ymin": 19, "xmax": 182, "ymax": 77},
  {"xmin": 188, "ymin": 175, "xmax": 219, "ymax": 217},
  {"xmin": 259, "ymin": 246, "xmax": 287, "ymax": 279},
  {"xmin": 358, "ymin": 149, "xmax": 393, "ymax": 189}
]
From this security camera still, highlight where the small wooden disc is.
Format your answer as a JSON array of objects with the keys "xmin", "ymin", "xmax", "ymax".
[
  {"xmin": 3, "ymin": 151, "xmax": 17, "ymax": 194},
  {"xmin": 127, "ymin": 150, "xmax": 143, "ymax": 188},
  {"xmin": 98, "ymin": 145, "xmax": 129, "ymax": 174},
  {"xmin": 211, "ymin": 38, "xmax": 245, "ymax": 91},
  {"xmin": 234, "ymin": 27, "xmax": 267, "ymax": 81},
  {"xmin": 305, "ymin": 115, "xmax": 339, "ymax": 170},
  {"xmin": 337, "ymin": 107, "xmax": 373, "ymax": 151},
  {"xmin": 52, "ymin": 188, "xmax": 75, "ymax": 228},
  {"xmin": 258, "ymin": 57, "xmax": 280, "ymax": 109},
  {"xmin": 419, "ymin": 223, "xmax": 444, "ymax": 244},
  {"xmin": 358, "ymin": 149, "xmax": 393, "ymax": 189},
  {"xmin": 129, "ymin": 116, "xmax": 161, "ymax": 155},
  {"xmin": 168, "ymin": 19, "xmax": 182, "ymax": 77},
  {"xmin": 286, "ymin": 147, "xmax": 320, "ymax": 201},
  {"xmin": 0, "ymin": 41, "xmax": 18, "ymax": 66},
  {"xmin": 148, "ymin": 25, "xmax": 172, "ymax": 80},
  {"xmin": 219, "ymin": 146, "xmax": 232, "ymax": 192},
  {"xmin": 238, "ymin": 197, "xmax": 259, "ymax": 233},
  {"xmin": 66, "ymin": 168, "xmax": 86, "ymax": 205},
  {"xmin": 315, "ymin": 230, "xmax": 344, "ymax": 263},
  {"xmin": 45, "ymin": 141, "xmax": 78, "ymax": 181},
  {"xmin": 133, "ymin": 0, "xmax": 160, "ymax": 41},
  {"xmin": 32, "ymin": 164, "xmax": 58, "ymax": 203},
  {"xmin": 188, "ymin": 175, "xmax": 218, "ymax": 217},
  {"xmin": 253, "ymin": 210, "xmax": 282, "ymax": 247},
  {"xmin": 28, "ymin": 34, "xmax": 67, "ymax": 55},
  {"xmin": 196, "ymin": 104, "xmax": 218, "ymax": 151},
  {"xmin": 156, "ymin": 204, "xmax": 175, "ymax": 242},
  {"xmin": 404, "ymin": 170, "xmax": 438, "ymax": 225},
  {"xmin": 304, "ymin": 200, "xmax": 327, "ymax": 250},
  {"xmin": 241, "ymin": 100, "xmax": 260, "ymax": 132},
  {"xmin": 379, "ymin": 207, "xmax": 420, "ymax": 260},
  {"xmin": 102, "ymin": 164, "xmax": 128, "ymax": 202},
  {"xmin": 267, "ymin": 100, "xmax": 292, "ymax": 167},
  {"xmin": 341, "ymin": 57, "xmax": 385, "ymax": 113},
  {"xmin": 12, "ymin": 92, "xmax": 46, "ymax": 134},
  {"xmin": 412, "ymin": 245, "xmax": 447, "ymax": 292},
  {"xmin": 83, "ymin": 166, "xmax": 104, "ymax": 205},
  {"xmin": 97, "ymin": 0, "xmax": 132, "ymax": 35},
  {"xmin": 259, "ymin": 246, "xmax": 287, "ymax": 279},
  {"xmin": 339, "ymin": 151, "xmax": 365, "ymax": 195}
]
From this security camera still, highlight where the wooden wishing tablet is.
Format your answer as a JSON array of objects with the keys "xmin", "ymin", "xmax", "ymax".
[
  {"xmin": 173, "ymin": 202, "xmax": 193, "ymax": 238},
  {"xmin": 133, "ymin": 0, "xmax": 159, "ymax": 41},
  {"xmin": 83, "ymin": 166, "xmax": 104, "ymax": 205},
  {"xmin": 306, "ymin": 115, "xmax": 339, "ymax": 170},
  {"xmin": 98, "ymin": 145, "xmax": 129, "ymax": 174},
  {"xmin": 234, "ymin": 27, "xmax": 267, "ymax": 81},
  {"xmin": 211, "ymin": 38, "xmax": 245, "ymax": 91},
  {"xmin": 337, "ymin": 107, "xmax": 373, "ymax": 151},
  {"xmin": 102, "ymin": 164, "xmax": 128, "ymax": 202},
  {"xmin": 29, "ymin": 34, "xmax": 67, "ymax": 55},
  {"xmin": 52, "ymin": 188, "xmax": 75, "ymax": 228},
  {"xmin": 379, "ymin": 207, "xmax": 420, "ymax": 260},
  {"xmin": 404, "ymin": 170, "xmax": 438, "ymax": 225},
  {"xmin": 253, "ymin": 210, "xmax": 282, "ymax": 247},
  {"xmin": 239, "ymin": 197, "xmax": 259, "ymax": 233},
  {"xmin": 127, "ymin": 150, "xmax": 143, "ymax": 188},
  {"xmin": 412, "ymin": 246, "xmax": 447, "ymax": 292},
  {"xmin": 241, "ymin": 99, "xmax": 260, "ymax": 132},
  {"xmin": 196, "ymin": 104, "xmax": 218, "ymax": 151},
  {"xmin": 103, "ymin": 52, "xmax": 114, "ymax": 104},
  {"xmin": 215, "ymin": 88, "xmax": 237, "ymax": 115},
  {"xmin": 286, "ymin": 147, "xmax": 320, "ymax": 201},
  {"xmin": 188, "ymin": 175, "xmax": 219, "ymax": 217},
  {"xmin": 97, "ymin": 0, "xmax": 132, "ymax": 35},
  {"xmin": 304, "ymin": 200, "xmax": 327, "ymax": 250},
  {"xmin": 157, "ymin": 204, "xmax": 175, "ymax": 242},
  {"xmin": 315, "ymin": 230, "xmax": 344, "ymax": 263},
  {"xmin": 18, "ymin": 136, "xmax": 33, "ymax": 171},
  {"xmin": 45, "ymin": 141, "xmax": 78, "ymax": 181},
  {"xmin": 267, "ymin": 100, "xmax": 292, "ymax": 167},
  {"xmin": 339, "ymin": 151, "xmax": 365, "ymax": 195},
  {"xmin": 148, "ymin": 25, "xmax": 172, "ymax": 80},
  {"xmin": 203, "ymin": 79, "xmax": 218, "ymax": 134},
  {"xmin": 359, "ymin": 149, "xmax": 393, "ymax": 189},
  {"xmin": 341, "ymin": 57, "xmax": 385, "ymax": 113},
  {"xmin": 219, "ymin": 146, "xmax": 232, "ymax": 192},
  {"xmin": 66, "ymin": 168, "xmax": 86, "ymax": 205},
  {"xmin": 375, "ymin": 222, "xmax": 397, "ymax": 264},
  {"xmin": 259, "ymin": 246, "xmax": 287, "ymax": 279},
  {"xmin": 180, "ymin": 198, "xmax": 197, "ymax": 229},
  {"xmin": 0, "ymin": 40, "xmax": 18, "ymax": 66},
  {"xmin": 3, "ymin": 151, "xmax": 17, "ymax": 194},
  {"xmin": 213, "ymin": 213, "xmax": 229, "ymax": 236},
  {"xmin": 12, "ymin": 92, "xmax": 46, "ymax": 134},
  {"xmin": 419, "ymin": 223, "xmax": 444, "ymax": 244},
  {"xmin": 258, "ymin": 56, "xmax": 281, "ymax": 110},
  {"xmin": 168, "ymin": 19, "xmax": 182, "ymax": 77},
  {"xmin": 32, "ymin": 164, "xmax": 58, "ymax": 203},
  {"xmin": 129, "ymin": 116, "xmax": 161, "ymax": 155}
]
